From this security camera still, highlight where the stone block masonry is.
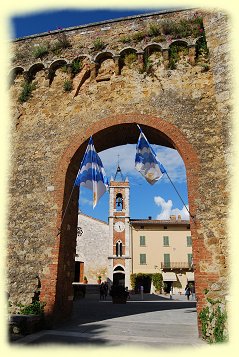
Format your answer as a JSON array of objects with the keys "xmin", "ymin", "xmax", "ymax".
[{"xmin": 8, "ymin": 8, "xmax": 231, "ymax": 337}]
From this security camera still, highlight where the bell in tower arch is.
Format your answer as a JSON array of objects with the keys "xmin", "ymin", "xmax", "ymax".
[{"xmin": 116, "ymin": 193, "xmax": 123, "ymax": 211}]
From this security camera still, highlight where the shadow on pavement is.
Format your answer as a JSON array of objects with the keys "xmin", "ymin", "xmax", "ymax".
[
  {"xmin": 12, "ymin": 294, "xmax": 199, "ymax": 346},
  {"xmin": 64, "ymin": 293, "xmax": 196, "ymax": 327}
]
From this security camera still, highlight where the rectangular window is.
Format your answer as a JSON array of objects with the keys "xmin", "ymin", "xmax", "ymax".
[
  {"xmin": 188, "ymin": 253, "xmax": 193, "ymax": 266},
  {"xmin": 164, "ymin": 253, "xmax": 170, "ymax": 268},
  {"xmin": 163, "ymin": 236, "xmax": 169, "ymax": 246},
  {"xmin": 140, "ymin": 254, "xmax": 146, "ymax": 265},
  {"xmin": 187, "ymin": 236, "xmax": 192, "ymax": 247},
  {"xmin": 140, "ymin": 235, "xmax": 146, "ymax": 246}
]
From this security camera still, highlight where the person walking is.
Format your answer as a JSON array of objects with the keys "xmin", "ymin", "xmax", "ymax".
[
  {"xmin": 185, "ymin": 284, "xmax": 191, "ymax": 301},
  {"xmin": 103, "ymin": 282, "xmax": 108, "ymax": 299},
  {"xmin": 125, "ymin": 286, "xmax": 130, "ymax": 299},
  {"xmin": 100, "ymin": 282, "xmax": 105, "ymax": 300},
  {"xmin": 140, "ymin": 285, "xmax": 144, "ymax": 300},
  {"xmin": 191, "ymin": 284, "xmax": 195, "ymax": 300},
  {"xmin": 169, "ymin": 286, "xmax": 173, "ymax": 300}
]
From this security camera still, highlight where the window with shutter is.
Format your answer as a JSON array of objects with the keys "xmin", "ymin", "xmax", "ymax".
[
  {"xmin": 140, "ymin": 235, "xmax": 146, "ymax": 246},
  {"xmin": 163, "ymin": 236, "xmax": 169, "ymax": 246},
  {"xmin": 164, "ymin": 253, "xmax": 170, "ymax": 268},
  {"xmin": 187, "ymin": 236, "xmax": 192, "ymax": 246},
  {"xmin": 140, "ymin": 254, "xmax": 146, "ymax": 265},
  {"xmin": 188, "ymin": 253, "xmax": 193, "ymax": 266}
]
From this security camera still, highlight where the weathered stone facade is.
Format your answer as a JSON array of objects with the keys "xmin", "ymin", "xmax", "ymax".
[
  {"xmin": 76, "ymin": 213, "xmax": 109, "ymax": 283},
  {"xmin": 8, "ymin": 8, "xmax": 231, "ymax": 333}
]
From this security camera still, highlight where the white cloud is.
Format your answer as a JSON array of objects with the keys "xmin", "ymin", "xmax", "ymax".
[
  {"xmin": 99, "ymin": 144, "xmax": 136, "ymax": 178},
  {"xmin": 154, "ymin": 146, "xmax": 186, "ymax": 183},
  {"xmin": 99, "ymin": 144, "xmax": 186, "ymax": 184},
  {"xmin": 154, "ymin": 196, "xmax": 189, "ymax": 220}
]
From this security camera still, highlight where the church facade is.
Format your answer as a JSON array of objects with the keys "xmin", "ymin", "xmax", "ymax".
[{"xmin": 75, "ymin": 165, "xmax": 194, "ymax": 292}]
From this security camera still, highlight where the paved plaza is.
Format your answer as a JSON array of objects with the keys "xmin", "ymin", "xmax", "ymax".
[{"xmin": 11, "ymin": 293, "xmax": 207, "ymax": 348}]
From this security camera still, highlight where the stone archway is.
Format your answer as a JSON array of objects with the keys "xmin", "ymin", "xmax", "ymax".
[
  {"xmin": 7, "ymin": 10, "xmax": 230, "ymax": 342},
  {"xmin": 38, "ymin": 113, "xmax": 220, "ymax": 332}
]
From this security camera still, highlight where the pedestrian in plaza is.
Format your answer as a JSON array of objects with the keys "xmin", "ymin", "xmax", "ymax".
[
  {"xmin": 140, "ymin": 285, "xmax": 144, "ymax": 300},
  {"xmin": 185, "ymin": 284, "xmax": 191, "ymax": 300},
  {"xmin": 100, "ymin": 282, "xmax": 106, "ymax": 300},
  {"xmin": 190, "ymin": 284, "xmax": 195, "ymax": 300},
  {"xmin": 103, "ymin": 281, "xmax": 108, "ymax": 299},
  {"xmin": 170, "ymin": 286, "xmax": 173, "ymax": 300},
  {"xmin": 125, "ymin": 286, "xmax": 130, "ymax": 299}
]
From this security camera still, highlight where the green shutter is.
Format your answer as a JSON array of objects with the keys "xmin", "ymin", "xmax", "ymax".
[
  {"xmin": 140, "ymin": 254, "xmax": 146, "ymax": 265},
  {"xmin": 164, "ymin": 253, "xmax": 170, "ymax": 268},
  {"xmin": 188, "ymin": 253, "xmax": 193, "ymax": 266},
  {"xmin": 140, "ymin": 236, "xmax": 146, "ymax": 246},
  {"xmin": 187, "ymin": 236, "xmax": 192, "ymax": 246},
  {"xmin": 163, "ymin": 236, "xmax": 169, "ymax": 246}
]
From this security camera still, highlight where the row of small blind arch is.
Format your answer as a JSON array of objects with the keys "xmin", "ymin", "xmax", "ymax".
[{"xmin": 9, "ymin": 36, "xmax": 204, "ymax": 85}]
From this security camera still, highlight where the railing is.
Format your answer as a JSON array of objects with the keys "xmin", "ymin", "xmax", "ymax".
[{"xmin": 161, "ymin": 262, "xmax": 193, "ymax": 269}]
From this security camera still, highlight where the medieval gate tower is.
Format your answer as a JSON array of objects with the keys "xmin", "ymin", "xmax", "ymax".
[
  {"xmin": 108, "ymin": 165, "xmax": 131, "ymax": 288},
  {"xmin": 8, "ymin": 8, "xmax": 231, "ymax": 338}
]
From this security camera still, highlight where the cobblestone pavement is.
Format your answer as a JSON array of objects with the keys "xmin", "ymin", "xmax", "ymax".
[{"xmin": 11, "ymin": 293, "xmax": 207, "ymax": 348}]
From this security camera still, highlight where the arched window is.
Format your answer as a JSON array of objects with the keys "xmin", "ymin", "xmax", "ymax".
[
  {"xmin": 113, "ymin": 265, "xmax": 124, "ymax": 272},
  {"xmin": 116, "ymin": 193, "xmax": 123, "ymax": 211},
  {"xmin": 116, "ymin": 240, "xmax": 123, "ymax": 257}
]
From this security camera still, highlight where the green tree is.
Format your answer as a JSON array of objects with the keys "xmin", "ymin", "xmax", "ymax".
[{"xmin": 152, "ymin": 273, "xmax": 163, "ymax": 292}]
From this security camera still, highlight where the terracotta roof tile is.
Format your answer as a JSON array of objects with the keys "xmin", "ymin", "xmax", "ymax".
[{"xmin": 130, "ymin": 219, "xmax": 190, "ymax": 225}]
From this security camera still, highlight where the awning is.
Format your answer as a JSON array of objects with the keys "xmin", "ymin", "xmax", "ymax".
[
  {"xmin": 186, "ymin": 272, "xmax": 195, "ymax": 281},
  {"xmin": 162, "ymin": 272, "xmax": 177, "ymax": 282}
]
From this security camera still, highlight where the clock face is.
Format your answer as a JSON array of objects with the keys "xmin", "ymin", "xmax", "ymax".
[{"xmin": 114, "ymin": 221, "xmax": 125, "ymax": 232}]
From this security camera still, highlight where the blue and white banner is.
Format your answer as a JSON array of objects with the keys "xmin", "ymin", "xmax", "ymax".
[
  {"xmin": 74, "ymin": 137, "xmax": 109, "ymax": 208},
  {"xmin": 135, "ymin": 125, "xmax": 166, "ymax": 185}
]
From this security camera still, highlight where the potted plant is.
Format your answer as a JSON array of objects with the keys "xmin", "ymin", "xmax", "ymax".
[
  {"xmin": 97, "ymin": 275, "xmax": 101, "ymax": 284},
  {"xmin": 109, "ymin": 285, "xmax": 128, "ymax": 304},
  {"xmin": 83, "ymin": 276, "xmax": 88, "ymax": 284},
  {"xmin": 9, "ymin": 301, "xmax": 46, "ymax": 336}
]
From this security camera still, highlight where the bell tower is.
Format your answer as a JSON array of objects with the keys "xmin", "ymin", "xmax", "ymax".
[{"xmin": 108, "ymin": 163, "xmax": 131, "ymax": 287}]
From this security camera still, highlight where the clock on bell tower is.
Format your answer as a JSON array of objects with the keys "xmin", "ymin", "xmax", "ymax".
[{"xmin": 108, "ymin": 162, "xmax": 131, "ymax": 287}]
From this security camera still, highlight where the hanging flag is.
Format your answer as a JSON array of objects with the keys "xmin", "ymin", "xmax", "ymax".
[
  {"xmin": 74, "ymin": 137, "xmax": 109, "ymax": 208},
  {"xmin": 135, "ymin": 125, "xmax": 166, "ymax": 185}
]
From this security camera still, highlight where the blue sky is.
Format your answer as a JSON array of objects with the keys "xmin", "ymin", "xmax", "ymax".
[
  {"xmin": 11, "ymin": 8, "xmax": 163, "ymax": 39},
  {"xmin": 80, "ymin": 143, "xmax": 189, "ymax": 222},
  {"xmin": 11, "ymin": 8, "xmax": 189, "ymax": 222}
]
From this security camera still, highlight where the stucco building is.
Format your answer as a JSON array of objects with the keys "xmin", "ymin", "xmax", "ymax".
[{"xmin": 131, "ymin": 218, "xmax": 194, "ymax": 293}]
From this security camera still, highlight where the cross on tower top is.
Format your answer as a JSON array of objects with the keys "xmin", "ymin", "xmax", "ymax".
[{"xmin": 114, "ymin": 154, "xmax": 124, "ymax": 181}]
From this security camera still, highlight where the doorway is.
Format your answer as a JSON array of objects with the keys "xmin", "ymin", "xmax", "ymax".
[{"xmin": 113, "ymin": 266, "xmax": 125, "ymax": 286}]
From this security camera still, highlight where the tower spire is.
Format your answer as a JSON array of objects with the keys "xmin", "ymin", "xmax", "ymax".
[{"xmin": 114, "ymin": 154, "xmax": 124, "ymax": 181}]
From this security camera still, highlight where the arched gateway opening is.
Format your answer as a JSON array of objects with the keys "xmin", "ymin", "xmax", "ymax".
[
  {"xmin": 113, "ymin": 266, "xmax": 125, "ymax": 287},
  {"xmin": 41, "ymin": 114, "xmax": 214, "ymax": 332}
]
